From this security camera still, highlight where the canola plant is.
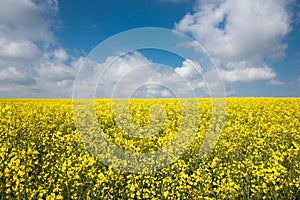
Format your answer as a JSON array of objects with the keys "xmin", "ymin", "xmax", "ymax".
[{"xmin": 0, "ymin": 98, "xmax": 299, "ymax": 199}]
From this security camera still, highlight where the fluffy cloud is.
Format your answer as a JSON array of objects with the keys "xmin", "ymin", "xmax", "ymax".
[
  {"xmin": 175, "ymin": 0, "xmax": 293, "ymax": 89},
  {"xmin": 174, "ymin": 59, "xmax": 202, "ymax": 78},
  {"xmin": 74, "ymin": 52, "xmax": 209, "ymax": 98},
  {"xmin": 0, "ymin": 0, "xmax": 78, "ymax": 97},
  {"xmin": 215, "ymin": 60, "xmax": 276, "ymax": 82},
  {"xmin": 0, "ymin": 38, "xmax": 40, "ymax": 59},
  {"xmin": 54, "ymin": 48, "xmax": 68, "ymax": 62},
  {"xmin": 175, "ymin": 0, "xmax": 290, "ymax": 62},
  {"xmin": 0, "ymin": 66, "xmax": 35, "ymax": 85},
  {"xmin": 220, "ymin": 66, "xmax": 275, "ymax": 82},
  {"xmin": 0, "ymin": 0, "xmax": 56, "ymax": 42},
  {"xmin": 1, "ymin": 0, "xmax": 294, "ymax": 97}
]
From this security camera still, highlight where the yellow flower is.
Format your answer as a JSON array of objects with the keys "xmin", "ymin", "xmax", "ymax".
[{"xmin": 0, "ymin": 98, "xmax": 299, "ymax": 199}]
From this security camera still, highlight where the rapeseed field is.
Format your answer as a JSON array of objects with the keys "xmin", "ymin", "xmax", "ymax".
[{"xmin": 0, "ymin": 98, "xmax": 299, "ymax": 199}]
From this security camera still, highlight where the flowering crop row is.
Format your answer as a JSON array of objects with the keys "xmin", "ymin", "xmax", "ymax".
[{"xmin": 0, "ymin": 98, "xmax": 299, "ymax": 199}]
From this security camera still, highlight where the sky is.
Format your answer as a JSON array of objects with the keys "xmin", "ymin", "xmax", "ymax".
[{"xmin": 0, "ymin": 0, "xmax": 300, "ymax": 98}]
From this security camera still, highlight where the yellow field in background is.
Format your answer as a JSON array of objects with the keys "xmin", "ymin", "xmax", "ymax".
[{"xmin": 0, "ymin": 98, "xmax": 299, "ymax": 199}]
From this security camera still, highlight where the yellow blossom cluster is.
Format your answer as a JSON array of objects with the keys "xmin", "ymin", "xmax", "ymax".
[{"xmin": 0, "ymin": 98, "xmax": 299, "ymax": 199}]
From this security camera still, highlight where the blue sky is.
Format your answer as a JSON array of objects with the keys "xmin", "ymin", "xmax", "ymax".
[{"xmin": 0, "ymin": 0, "xmax": 299, "ymax": 97}]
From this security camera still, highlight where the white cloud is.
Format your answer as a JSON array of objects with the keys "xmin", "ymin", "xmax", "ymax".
[
  {"xmin": 1, "ymin": 0, "xmax": 294, "ymax": 97},
  {"xmin": 175, "ymin": 0, "xmax": 291, "ymax": 62},
  {"xmin": 54, "ymin": 48, "xmax": 68, "ymax": 61},
  {"xmin": 0, "ymin": 38, "xmax": 40, "ymax": 59},
  {"xmin": 74, "ymin": 52, "xmax": 153, "ymax": 98},
  {"xmin": 0, "ymin": 0, "xmax": 78, "ymax": 97},
  {"xmin": 0, "ymin": 0, "xmax": 56, "ymax": 42},
  {"xmin": 0, "ymin": 66, "xmax": 35, "ymax": 85},
  {"xmin": 268, "ymin": 79, "xmax": 285, "ymax": 86},
  {"xmin": 74, "ymin": 52, "xmax": 209, "ymax": 98},
  {"xmin": 220, "ymin": 66, "xmax": 276, "ymax": 82},
  {"xmin": 103, "ymin": 51, "xmax": 152, "ymax": 80},
  {"xmin": 174, "ymin": 59, "xmax": 202, "ymax": 78},
  {"xmin": 175, "ymin": 0, "xmax": 293, "ymax": 92},
  {"xmin": 215, "ymin": 59, "xmax": 277, "ymax": 83},
  {"xmin": 225, "ymin": 89, "xmax": 236, "ymax": 96},
  {"xmin": 160, "ymin": 89, "xmax": 172, "ymax": 97},
  {"xmin": 37, "ymin": 62, "xmax": 75, "ymax": 82}
]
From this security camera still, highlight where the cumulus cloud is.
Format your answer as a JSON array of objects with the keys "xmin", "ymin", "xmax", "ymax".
[
  {"xmin": 0, "ymin": 66, "xmax": 35, "ymax": 85},
  {"xmin": 214, "ymin": 59, "xmax": 276, "ymax": 82},
  {"xmin": 0, "ymin": 0, "xmax": 79, "ymax": 97},
  {"xmin": 37, "ymin": 61, "xmax": 75, "ymax": 82},
  {"xmin": 0, "ymin": 0, "xmax": 56, "ymax": 42},
  {"xmin": 54, "ymin": 48, "xmax": 68, "ymax": 62},
  {"xmin": 1, "ymin": 0, "xmax": 294, "ymax": 97},
  {"xmin": 0, "ymin": 38, "xmax": 40, "ymax": 59},
  {"xmin": 74, "ymin": 52, "xmax": 209, "ymax": 98},
  {"xmin": 174, "ymin": 59, "xmax": 202, "ymax": 78},
  {"xmin": 176, "ymin": 0, "xmax": 291, "ymax": 62},
  {"xmin": 220, "ymin": 66, "xmax": 275, "ymax": 82},
  {"xmin": 175, "ymin": 0, "xmax": 293, "ymax": 89}
]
